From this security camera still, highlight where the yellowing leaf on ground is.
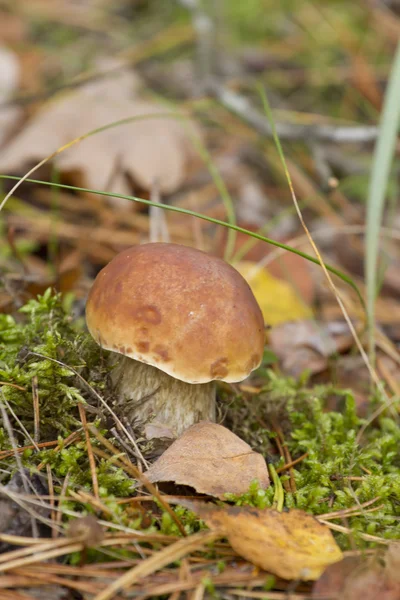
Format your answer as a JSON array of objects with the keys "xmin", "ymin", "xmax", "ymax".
[
  {"xmin": 0, "ymin": 60, "xmax": 200, "ymax": 205},
  {"xmin": 183, "ymin": 502, "xmax": 342, "ymax": 581},
  {"xmin": 145, "ymin": 422, "xmax": 269, "ymax": 499},
  {"xmin": 235, "ymin": 261, "xmax": 312, "ymax": 326}
]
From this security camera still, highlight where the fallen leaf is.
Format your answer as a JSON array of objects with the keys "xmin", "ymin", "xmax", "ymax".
[
  {"xmin": 183, "ymin": 502, "xmax": 343, "ymax": 581},
  {"xmin": 313, "ymin": 544, "xmax": 400, "ymax": 600},
  {"xmin": 268, "ymin": 319, "xmax": 338, "ymax": 377},
  {"xmin": 0, "ymin": 60, "xmax": 200, "ymax": 205},
  {"xmin": 0, "ymin": 46, "xmax": 22, "ymax": 147},
  {"xmin": 218, "ymin": 222, "xmax": 315, "ymax": 305},
  {"xmin": 235, "ymin": 261, "xmax": 312, "ymax": 326},
  {"xmin": 145, "ymin": 421, "xmax": 269, "ymax": 499}
]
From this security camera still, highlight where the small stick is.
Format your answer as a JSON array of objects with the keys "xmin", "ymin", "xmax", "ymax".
[
  {"xmin": 0, "ymin": 395, "xmax": 39, "ymax": 539},
  {"xmin": 46, "ymin": 465, "xmax": 57, "ymax": 539},
  {"xmin": 0, "ymin": 382, "xmax": 26, "ymax": 391},
  {"xmin": 276, "ymin": 452, "xmax": 308, "ymax": 473},
  {"xmin": 0, "ymin": 439, "xmax": 59, "ymax": 460},
  {"xmin": 54, "ymin": 471, "xmax": 70, "ymax": 538},
  {"xmin": 32, "ymin": 376, "xmax": 40, "ymax": 444},
  {"xmin": 93, "ymin": 530, "xmax": 221, "ymax": 600},
  {"xmin": 88, "ymin": 425, "xmax": 187, "ymax": 537},
  {"xmin": 319, "ymin": 496, "xmax": 382, "ymax": 520},
  {"xmin": 268, "ymin": 417, "xmax": 296, "ymax": 494},
  {"xmin": 78, "ymin": 404, "xmax": 99, "ymax": 501}
]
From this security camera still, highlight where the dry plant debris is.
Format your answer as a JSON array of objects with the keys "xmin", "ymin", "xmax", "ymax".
[
  {"xmin": 236, "ymin": 260, "xmax": 312, "ymax": 325},
  {"xmin": 313, "ymin": 543, "xmax": 400, "ymax": 599},
  {"xmin": 145, "ymin": 421, "xmax": 269, "ymax": 498},
  {"xmin": 182, "ymin": 501, "xmax": 343, "ymax": 581},
  {"xmin": 0, "ymin": 62, "xmax": 200, "ymax": 203},
  {"xmin": 0, "ymin": 46, "xmax": 22, "ymax": 147}
]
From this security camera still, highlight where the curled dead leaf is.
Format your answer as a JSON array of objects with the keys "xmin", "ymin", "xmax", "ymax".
[
  {"xmin": 181, "ymin": 501, "xmax": 343, "ymax": 581},
  {"xmin": 0, "ymin": 46, "xmax": 22, "ymax": 147},
  {"xmin": 268, "ymin": 319, "xmax": 338, "ymax": 377},
  {"xmin": 0, "ymin": 61, "xmax": 200, "ymax": 205},
  {"xmin": 145, "ymin": 421, "xmax": 269, "ymax": 499},
  {"xmin": 313, "ymin": 543, "xmax": 400, "ymax": 600}
]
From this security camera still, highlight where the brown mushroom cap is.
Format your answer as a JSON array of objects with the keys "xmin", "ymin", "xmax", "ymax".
[{"xmin": 86, "ymin": 243, "xmax": 265, "ymax": 384}]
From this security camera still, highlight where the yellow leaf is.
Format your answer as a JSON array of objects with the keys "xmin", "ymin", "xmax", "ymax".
[
  {"xmin": 236, "ymin": 261, "xmax": 312, "ymax": 325},
  {"xmin": 184, "ymin": 502, "xmax": 343, "ymax": 581}
]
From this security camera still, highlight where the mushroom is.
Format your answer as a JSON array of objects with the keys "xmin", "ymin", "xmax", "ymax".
[{"xmin": 86, "ymin": 243, "xmax": 264, "ymax": 440}]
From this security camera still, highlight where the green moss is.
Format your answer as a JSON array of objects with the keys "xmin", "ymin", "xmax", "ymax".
[
  {"xmin": 0, "ymin": 289, "xmax": 101, "ymax": 439},
  {"xmin": 226, "ymin": 370, "xmax": 400, "ymax": 549},
  {"xmin": 1, "ymin": 291, "xmax": 399, "ymax": 549},
  {"xmin": 0, "ymin": 290, "xmax": 137, "ymax": 503}
]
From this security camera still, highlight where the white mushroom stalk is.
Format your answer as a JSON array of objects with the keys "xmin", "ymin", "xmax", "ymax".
[{"xmin": 86, "ymin": 243, "xmax": 264, "ymax": 442}]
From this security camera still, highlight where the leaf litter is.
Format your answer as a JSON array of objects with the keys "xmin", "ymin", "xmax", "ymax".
[
  {"xmin": 176, "ymin": 501, "xmax": 343, "ymax": 581},
  {"xmin": 145, "ymin": 421, "xmax": 270, "ymax": 499},
  {"xmin": 0, "ymin": 60, "xmax": 200, "ymax": 204}
]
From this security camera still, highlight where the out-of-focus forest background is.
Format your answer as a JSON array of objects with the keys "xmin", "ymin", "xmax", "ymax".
[{"xmin": 0, "ymin": 1, "xmax": 400, "ymax": 599}]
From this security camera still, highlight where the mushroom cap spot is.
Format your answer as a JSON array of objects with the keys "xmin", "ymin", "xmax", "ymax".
[
  {"xmin": 136, "ymin": 341, "xmax": 150, "ymax": 353},
  {"xmin": 210, "ymin": 358, "xmax": 229, "ymax": 379},
  {"xmin": 134, "ymin": 305, "xmax": 162, "ymax": 325},
  {"xmin": 86, "ymin": 243, "xmax": 264, "ymax": 383},
  {"xmin": 153, "ymin": 344, "xmax": 170, "ymax": 362}
]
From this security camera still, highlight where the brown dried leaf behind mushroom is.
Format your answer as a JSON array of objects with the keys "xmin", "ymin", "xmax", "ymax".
[{"xmin": 145, "ymin": 422, "xmax": 269, "ymax": 499}]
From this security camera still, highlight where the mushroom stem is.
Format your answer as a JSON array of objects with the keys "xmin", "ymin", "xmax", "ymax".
[{"xmin": 110, "ymin": 355, "xmax": 216, "ymax": 439}]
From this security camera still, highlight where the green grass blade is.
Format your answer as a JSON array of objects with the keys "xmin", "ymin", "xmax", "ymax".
[
  {"xmin": 365, "ymin": 41, "xmax": 400, "ymax": 361},
  {"xmin": 0, "ymin": 173, "xmax": 363, "ymax": 307}
]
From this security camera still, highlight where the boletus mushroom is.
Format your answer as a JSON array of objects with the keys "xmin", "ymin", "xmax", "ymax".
[{"xmin": 86, "ymin": 243, "xmax": 264, "ymax": 440}]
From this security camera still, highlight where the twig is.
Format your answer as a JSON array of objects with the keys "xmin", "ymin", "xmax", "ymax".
[
  {"xmin": 28, "ymin": 351, "xmax": 149, "ymax": 469},
  {"xmin": 45, "ymin": 465, "xmax": 57, "ymax": 539},
  {"xmin": 0, "ymin": 394, "xmax": 39, "ymax": 539},
  {"xmin": 276, "ymin": 452, "xmax": 308, "ymax": 473},
  {"xmin": 319, "ymin": 496, "xmax": 383, "ymax": 520},
  {"xmin": 269, "ymin": 417, "xmax": 296, "ymax": 494},
  {"xmin": 208, "ymin": 80, "xmax": 380, "ymax": 143},
  {"xmin": 93, "ymin": 530, "xmax": 221, "ymax": 600},
  {"xmin": 78, "ymin": 403, "xmax": 99, "ymax": 500},
  {"xmin": 0, "ymin": 439, "xmax": 59, "ymax": 460},
  {"xmin": 2, "ymin": 397, "xmax": 39, "ymax": 452},
  {"xmin": 32, "ymin": 376, "xmax": 40, "ymax": 445},
  {"xmin": 88, "ymin": 425, "xmax": 187, "ymax": 537},
  {"xmin": 149, "ymin": 177, "xmax": 170, "ymax": 243},
  {"xmin": 54, "ymin": 471, "xmax": 70, "ymax": 538},
  {"xmin": 318, "ymin": 518, "xmax": 390, "ymax": 544}
]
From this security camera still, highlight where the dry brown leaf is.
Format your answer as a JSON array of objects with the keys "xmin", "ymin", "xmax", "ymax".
[
  {"xmin": 145, "ymin": 422, "xmax": 269, "ymax": 499},
  {"xmin": 268, "ymin": 319, "xmax": 338, "ymax": 376},
  {"xmin": 0, "ymin": 61, "xmax": 199, "ymax": 204},
  {"xmin": 0, "ymin": 46, "xmax": 22, "ymax": 148},
  {"xmin": 183, "ymin": 502, "xmax": 343, "ymax": 581},
  {"xmin": 313, "ymin": 544, "xmax": 400, "ymax": 600}
]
